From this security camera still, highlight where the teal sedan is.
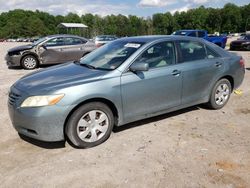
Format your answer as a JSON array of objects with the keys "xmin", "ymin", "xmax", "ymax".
[{"xmin": 8, "ymin": 36, "xmax": 245, "ymax": 148}]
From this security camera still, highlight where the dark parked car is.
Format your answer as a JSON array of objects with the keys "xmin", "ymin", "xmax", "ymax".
[
  {"xmin": 230, "ymin": 35, "xmax": 250, "ymax": 51},
  {"xmin": 8, "ymin": 36, "xmax": 245, "ymax": 148},
  {"xmin": 5, "ymin": 34, "xmax": 96, "ymax": 69}
]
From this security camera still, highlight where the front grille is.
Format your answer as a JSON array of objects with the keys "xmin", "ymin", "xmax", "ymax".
[{"xmin": 8, "ymin": 91, "xmax": 21, "ymax": 106}]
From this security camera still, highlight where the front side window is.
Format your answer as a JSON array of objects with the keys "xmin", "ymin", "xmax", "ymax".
[
  {"xmin": 80, "ymin": 40, "xmax": 144, "ymax": 70},
  {"xmin": 134, "ymin": 41, "xmax": 175, "ymax": 69},
  {"xmin": 178, "ymin": 41, "xmax": 206, "ymax": 63},
  {"xmin": 45, "ymin": 37, "xmax": 65, "ymax": 47}
]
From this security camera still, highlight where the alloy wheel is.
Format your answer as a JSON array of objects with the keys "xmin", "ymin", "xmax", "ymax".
[{"xmin": 214, "ymin": 83, "xmax": 230, "ymax": 106}]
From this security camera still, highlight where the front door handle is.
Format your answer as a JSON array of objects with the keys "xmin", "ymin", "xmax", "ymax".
[
  {"xmin": 215, "ymin": 62, "xmax": 222, "ymax": 67},
  {"xmin": 172, "ymin": 70, "xmax": 181, "ymax": 76}
]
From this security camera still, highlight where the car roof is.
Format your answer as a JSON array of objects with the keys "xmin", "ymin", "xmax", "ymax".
[
  {"xmin": 45, "ymin": 34, "xmax": 87, "ymax": 39},
  {"xmin": 115, "ymin": 35, "xmax": 204, "ymax": 43}
]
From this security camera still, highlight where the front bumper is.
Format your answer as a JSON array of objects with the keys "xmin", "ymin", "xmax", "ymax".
[
  {"xmin": 8, "ymin": 87, "xmax": 72, "ymax": 142},
  {"xmin": 5, "ymin": 54, "xmax": 22, "ymax": 67}
]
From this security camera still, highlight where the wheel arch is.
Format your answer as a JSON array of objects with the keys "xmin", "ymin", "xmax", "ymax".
[
  {"xmin": 21, "ymin": 52, "xmax": 40, "ymax": 65},
  {"xmin": 64, "ymin": 97, "xmax": 119, "ymax": 135},
  {"xmin": 219, "ymin": 75, "xmax": 234, "ymax": 91}
]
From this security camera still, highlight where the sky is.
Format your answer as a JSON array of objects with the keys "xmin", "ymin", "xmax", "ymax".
[{"xmin": 0, "ymin": 0, "xmax": 249, "ymax": 17}]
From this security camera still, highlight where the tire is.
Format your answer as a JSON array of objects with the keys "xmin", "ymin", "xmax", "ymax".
[
  {"xmin": 207, "ymin": 79, "xmax": 232, "ymax": 109},
  {"xmin": 66, "ymin": 102, "xmax": 114, "ymax": 148},
  {"xmin": 21, "ymin": 55, "xmax": 38, "ymax": 70}
]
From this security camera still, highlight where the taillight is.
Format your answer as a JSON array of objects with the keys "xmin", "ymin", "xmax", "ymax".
[{"xmin": 239, "ymin": 58, "xmax": 245, "ymax": 68}]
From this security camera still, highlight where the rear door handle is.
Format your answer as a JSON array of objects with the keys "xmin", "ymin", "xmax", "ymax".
[
  {"xmin": 215, "ymin": 62, "xmax": 222, "ymax": 67},
  {"xmin": 172, "ymin": 70, "xmax": 181, "ymax": 76}
]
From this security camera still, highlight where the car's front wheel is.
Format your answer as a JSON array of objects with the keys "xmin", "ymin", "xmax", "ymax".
[
  {"xmin": 21, "ymin": 55, "xmax": 38, "ymax": 70},
  {"xmin": 66, "ymin": 102, "xmax": 114, "ymax": 148},
  {"xmin": 207, "ymin": 79, "xmax": 232, "ymax": 109}
]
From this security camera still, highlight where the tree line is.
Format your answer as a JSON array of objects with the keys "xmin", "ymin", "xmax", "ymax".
[{"xmin": 0, "ymin": 3, "xmax": 249, "ymax": 39}]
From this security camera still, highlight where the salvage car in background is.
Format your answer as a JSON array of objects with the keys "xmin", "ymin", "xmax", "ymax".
[
  {"xmin": 5, "ymin": 34, "xmax": 96, "ymax": 69},
  {"xmin": 8, "ymin": 36, "xmax": 245, "ymax": 148},
  {"xmin": 230, "ymin": 34, "xmax": 250, "ymax": 51}
]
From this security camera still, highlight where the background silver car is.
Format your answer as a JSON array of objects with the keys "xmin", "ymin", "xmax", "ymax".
[{"xmin": 5, "ymin": 34, "xmax": 96, "ymax": 69}]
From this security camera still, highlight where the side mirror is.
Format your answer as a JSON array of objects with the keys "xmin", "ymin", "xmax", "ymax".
[{"xmin": 130, "ymin": 62, "xmax": 149, "ymax": 72}]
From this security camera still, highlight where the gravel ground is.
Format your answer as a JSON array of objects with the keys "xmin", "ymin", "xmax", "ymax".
[{"xmin": 0, "ymin": 42, "xmax": 249, "ymax": 188}]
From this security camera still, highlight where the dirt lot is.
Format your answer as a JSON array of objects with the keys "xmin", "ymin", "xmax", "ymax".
[{"xmin": 0, "ymin": 42, "xmax": 249, "ymax": 188}]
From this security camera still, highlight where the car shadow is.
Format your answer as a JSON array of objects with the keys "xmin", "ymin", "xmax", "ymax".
[
  {"xmin": 246, "ymin": 68, "xmax": 250, "ymax": 71},
  {"xmin": 18, "ymin": 133, "xmax": 65, "ymax": 149},
  {"xmin": 113, "ymin": 105, "xmax": 200, "ymax": 133}
]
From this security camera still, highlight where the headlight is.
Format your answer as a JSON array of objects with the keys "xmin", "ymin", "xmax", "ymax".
[{"xmin": 21, "ymin": 94, "xmax": 64, "ymax": 107}]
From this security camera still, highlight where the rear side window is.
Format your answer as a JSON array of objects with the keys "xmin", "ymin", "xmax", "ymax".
[
  {"xmin": 178, "ymin": 41, "xmax": 206, "ymax": 63},
  {"xmin": 206, "ymin": 46, "xmax": 220, "ymax": 59},
  {"xmin": 64, "ymin": 37, "xmax": 86, "ymax": 45},
  {"xmin": 188, "ymin": 32, "xmax": 197, "ymax": 37},
  {"xmin": 134, "ymin": 41, "xmax": 175, "ymax": 69},
  {"xmin": 198, "ymin": 31, "xmax": 205, "ymax": 38}
]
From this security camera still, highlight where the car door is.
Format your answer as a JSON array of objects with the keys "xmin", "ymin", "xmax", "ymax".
[
  {"xmin": 121, "ymin": 41, "xmax": 182, "ymax": 122},
  {"xmin": 62, "ymin": 37, "xmax": 87, "ymax": 62},
  {"xmin": 39, "ymin": 37, "xmax": 66, "ymax": 64},
  {"xmin": 176, "ymin": 40, "xmax": 225, "ymax": 104}
]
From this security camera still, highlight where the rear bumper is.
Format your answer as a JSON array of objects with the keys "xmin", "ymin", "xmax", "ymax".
[
  {"xmin": 5, "ymin": 54, "xmax": 22, "ymax": 67},
  {"xmin": 234, "ymin": 67, "xmax": 245, "ymax": 89}
]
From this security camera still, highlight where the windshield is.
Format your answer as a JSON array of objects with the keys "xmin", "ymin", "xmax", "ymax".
[
  {"xmin": 244, "ymin": 35, "xmax": 250, "ymax": 40},
  {"xmin": 80, "ymin": 40, "xmax": 144, "ymax": 70},
  {"xmin": 32, "ymin": 37, "xmax": 48, "ymax": 46}
]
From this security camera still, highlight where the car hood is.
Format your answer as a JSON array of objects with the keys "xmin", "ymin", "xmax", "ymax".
[
  {"xmin": 14, "ymin": 62, "xmax": 108, "ymax": 94},
  {"xmin": 8, "ymin": 44, "xmax": 33, "ymax": 53}
]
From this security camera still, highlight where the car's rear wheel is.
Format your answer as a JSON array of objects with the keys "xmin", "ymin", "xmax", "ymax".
[
  {"xmin": 207, "ymin": 79, "xmax": 231, "ymax": 109},
  {"xmin": 66, "ymin": 102, "xmax": 114, "ymax": 148},
  {"xmin": 21, "ymin": 55, "xmax": 38, "ymax": 70}
]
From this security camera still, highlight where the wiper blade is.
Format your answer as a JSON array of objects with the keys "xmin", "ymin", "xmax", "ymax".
[{"xmin": 78, "ymin": 62, "xmax": 96, "ymax": 69}]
